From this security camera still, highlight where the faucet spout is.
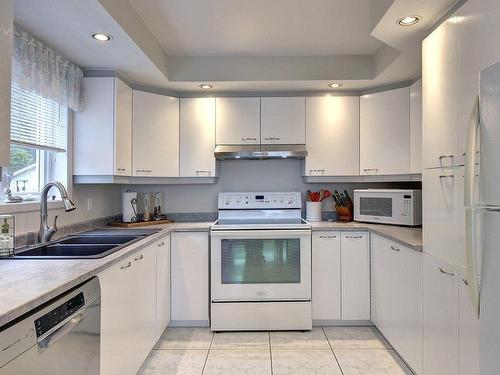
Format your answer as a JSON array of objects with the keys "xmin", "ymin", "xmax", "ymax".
[{"xmin": 38, "ymin": 182, "xmax": 76, "ymax": 243}]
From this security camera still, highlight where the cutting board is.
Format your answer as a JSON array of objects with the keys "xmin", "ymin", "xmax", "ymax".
[{"xmin": 109, "ymin": 219, "xmax": 174, "ymax": 228}]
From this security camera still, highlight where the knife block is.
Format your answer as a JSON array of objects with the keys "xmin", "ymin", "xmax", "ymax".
[{"xmin": 335, "ymin": 202, "xmax": 353, "ymax": 222}]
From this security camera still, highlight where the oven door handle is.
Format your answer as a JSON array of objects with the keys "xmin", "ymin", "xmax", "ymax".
[{"xmin": 210, "ymin": 229, "xmax": 312, "ymax": 238}]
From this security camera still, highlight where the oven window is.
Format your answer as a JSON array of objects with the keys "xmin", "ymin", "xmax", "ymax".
[
  {"xmin": 221, "ymin": 239, "xmax": 301, "ymax": 284},
  {"xmin": 359, "ymin": 197, "xmax": 392, "ymax": 217}
]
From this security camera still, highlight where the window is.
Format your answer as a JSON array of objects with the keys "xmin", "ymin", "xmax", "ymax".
[{"xmin": 1, "ymin": 83, "xmax": 68, "ymax": 200}]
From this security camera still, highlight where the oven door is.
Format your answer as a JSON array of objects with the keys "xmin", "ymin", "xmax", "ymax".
[{"xmin": 211, "ymin": 229, "xmax": 311, "ymax": 302}]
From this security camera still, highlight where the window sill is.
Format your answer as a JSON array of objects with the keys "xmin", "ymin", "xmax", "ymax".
[{"xmin": 0, "ymin": 200, "xmax": 65, "ymax": 215}]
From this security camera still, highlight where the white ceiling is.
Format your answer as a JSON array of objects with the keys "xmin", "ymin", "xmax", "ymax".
[
  {"xmin": 13, "ymin": 0, "xmax": 460, "ymax": 92},
  {"xmin": 129, "ymin": 0, "xmax": 383, "ymax": 57}
]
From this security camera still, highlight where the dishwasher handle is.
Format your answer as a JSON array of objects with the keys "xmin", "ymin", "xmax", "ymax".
[{"xmin": 38, "ymin": 309, "xmax": 85, "ymax": 352}]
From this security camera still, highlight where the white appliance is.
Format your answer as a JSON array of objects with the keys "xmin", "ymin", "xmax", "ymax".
[
  {"xmin": 210, "ymin": 192, "xmax": 312, "ymax": 331},
  {"xmin": 353, "ymin": 189, "xmax": 422, "ymax": 226}
]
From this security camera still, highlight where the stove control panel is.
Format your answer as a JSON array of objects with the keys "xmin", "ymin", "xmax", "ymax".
[{"xmin": 218, "ymin": 192, "xmax": 301, "ymax": 209}]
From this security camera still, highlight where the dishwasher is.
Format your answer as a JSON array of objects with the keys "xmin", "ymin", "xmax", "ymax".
[{"xmin": 0, "ymin": 277, "xmax": 101, "ymax": 374}]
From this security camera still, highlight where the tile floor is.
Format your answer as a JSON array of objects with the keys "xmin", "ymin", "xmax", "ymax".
[{"xmin": 138, "ymin": 326, "xmax": 413, "ymax": 375}]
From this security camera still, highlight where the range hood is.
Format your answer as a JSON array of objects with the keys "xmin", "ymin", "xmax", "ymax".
[{"xmin": 214, "ymin": 144, "xmax": 307, "ymax": 160}]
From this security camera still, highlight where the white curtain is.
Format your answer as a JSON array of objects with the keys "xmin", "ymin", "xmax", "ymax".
[{"xmin": 13, "ymin": 26, "xmax": 84, "ymax": 112}]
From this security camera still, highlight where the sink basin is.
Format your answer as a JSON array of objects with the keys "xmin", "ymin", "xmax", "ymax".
[
  {"xmin": 15, "ymin": 244, "xmax": 117, "ymax": 258},
  {"xmin": 58, "ymin": 235, "xmax": 138, "ymax": 245}
]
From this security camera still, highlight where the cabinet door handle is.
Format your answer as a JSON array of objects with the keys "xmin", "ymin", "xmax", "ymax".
[
  {"xmin": 390, "ymin": 245, "xmax": 400, "ymax": 252},
  {"xmin": 196, "ymin": 170, "xmax": 212, "ymax": 176},
  {"xmin": 319, "ymin": 235, "xmax": 337, "ymax": 239},
  {"xmin": 439, "ymin": 267, "xmax": 455, "ymax": 276},
  {"xmin": 264, "ymin": 137, "xmax": 281, "ymax": 141},
  {"xmin": 462, "ymin": 279, "xmax": 469, "ymax": 286},
  {"xmin": 136, "ymin": 169, "xmax": 152, "ymax": 173},
  {"xmin": 117, "ymin": 168, "xmax": 126, "ymax": 172},
  {"xmin": 134, "ymin": 254, "xmax": 144, "ymax": 261},
  {"xmin": 345, "ymin": 235, "xmax": 363, "ymax": 239},
  {"xmin": 439, "ymin": 174, "xmax": 455, "ymax": 179},
  {"xmin": 439, "ymin": 155, "xmax": 454, "ymax": 160},
  {"xmin": 158, "ymin": 241, "xmax": 165, "ymax": 247},
  {"xmin": 120, "ymin": 261, "xmax": 132, "ymax": 270}
]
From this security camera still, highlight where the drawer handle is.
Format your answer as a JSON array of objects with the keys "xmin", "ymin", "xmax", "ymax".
[
  {"xmin": 439, "ymin": 155, "xmax": 454, "ymax": 160},
  {"xmin": 134, "ymin": 254, "xmax": 144, "ymax": 261},
  {"xmin": 439, "ymin": 174, "xmax": 454, "ymax": 179},
  {"xmin": 319, "ymin": 235, "xmax": 337, "ymax": 239},
  {"xmin": 439, "ymin": 267, "xmax": 455, "ymax": 276},
  {"xmin": 136, "ymin": 169, "xmax": 152, "ymax": 173},
  {"xmin": 345, "ymin": 235, "xmax": 363, "ymax": 239},
  {"xmin": 390, "ymin": 245, "xmax": 400, "ymax": 251},
  {"xmin": 117, "ymin": 168, "xmax": 126, "ymax": 171},
  {"xmin": 120, "ymin": 261, "xmax": 132, "ymax": 270},
  {"xmin": 264, "ymin": 137, "xmax": 280, "ymax": 141},
  {"xmin": 158, "ymin": 241, "xmax": 165, "ymax": 247},
  {"xmin": 195, "ymin": 170, "xmax": 212, "ymax": 176}
]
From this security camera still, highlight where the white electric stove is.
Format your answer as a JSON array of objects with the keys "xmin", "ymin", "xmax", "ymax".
[{"xmin": 210, "ymin": 192, "xmax": 312, "ymax": 331}]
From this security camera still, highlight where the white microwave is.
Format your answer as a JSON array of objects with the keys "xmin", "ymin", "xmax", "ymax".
[{"xmin": 353, "ymin": 189, "xmax": 422, "ymax": 226}]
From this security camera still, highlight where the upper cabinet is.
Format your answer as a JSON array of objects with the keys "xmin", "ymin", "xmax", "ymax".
[
  {"xmin": 216, "ymin": 98, "xmax": 260, "ymax": 145},
  {"xmin": 74, "ymin": 77, "xmax": 132, "ymax": 176},
  {"xmin": 0, "ymin": 1, "xmax": 12, "ymax": 168},
  {"xmin": 410, "ymin": 80, "xmax": 422, "ymax": 174},
  {"xmin": 133, "ymin": 90, "xmax": 179, "ymax": 177},
  {"xmin": 180, "ymin": 98, "xmax": 216, "ymax": 177},
  {"xmin": 261, "ymin": 97, "xmax": 305, "ymax": 144},
  {"xmin": 305, "ymin": 96, "xmax": 359, "ymax": 176},
  {"xmin": 360, "ymin": 87, "xmax": 410, "ymax": 175}
]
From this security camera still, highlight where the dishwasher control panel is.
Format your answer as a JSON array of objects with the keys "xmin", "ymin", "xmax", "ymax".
[{"xmin": 35, "ymin": 292, "xmax": 85, "ymax": 338}]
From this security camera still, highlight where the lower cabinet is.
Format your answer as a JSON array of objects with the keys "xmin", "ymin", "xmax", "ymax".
[
  {"xmin": 422, "ymin": 253, "xmax": 459, "ymax": 375},
  {"xmin": 341, "ymin": 232, "xmax": 370, "ymax": 320},
  {"xmin": 171, "ymin": 231, "xmax": 210, "ymax": 324},
  {"xmin": 371, "ymin": 234, "xmax": 422, "ymax": 374},
  {"xmin": 99, "ymin": 243, "xmax": 157, "ymax": 375},
  {"xmin": 156, "ymin": 235, "xmax": 171, "ymax": 340},
  {"xmin": 312, "ymin": 232, "xmax": 341, "ymax": 321}
]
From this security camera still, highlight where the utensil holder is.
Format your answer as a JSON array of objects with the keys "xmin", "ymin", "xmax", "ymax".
[
  {"xmin": 335, "ymin": 202, "xmax": 353, "ymax": 222},
  {"xmin": 306, "ymin": 202, "xmax": 322, "ymax": 222}
]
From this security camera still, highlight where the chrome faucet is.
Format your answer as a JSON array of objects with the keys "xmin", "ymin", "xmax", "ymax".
[{"xmin": 38, "ymin": 182, "xmax": 76, "ymax": 243}]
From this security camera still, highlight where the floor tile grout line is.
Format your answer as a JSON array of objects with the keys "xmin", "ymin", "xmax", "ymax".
[
  {"xmin": 200, "ymin": 330, "xmax": 215, "ymax": 375},
  {"xmin": 269, "ymin": 331, "xmax": 274, "ymax": 375},
  {"xmin": 322, "ymin": 326, "xmax": 345, "ymax": 375}
]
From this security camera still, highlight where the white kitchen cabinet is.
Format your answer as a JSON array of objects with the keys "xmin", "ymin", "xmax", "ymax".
[
  {"xmin": 305, "ymin": 96, "xmax": 359, "ymax": 176},
  {"xmin": 216, "ymin": 97, "xmax": 260, "ymax": 145},
  {"xmin": 341, "ymin": 232, "xmax": 370, "ymax": 320},
  {"xmin": 459, "ymin": 268, "xmax": 480, "ymax": 375},
  {"xmin": 422, "ymin": 15, "xmax": 460, "ymax": 169},
  {"xmin": 156, "ymin": 235, "xmax": 170, "ymax": 340},
  {"xmin": 180, "ymin": 98, "xmax": 216, "ymax": 177},
  {"xmin": 410, "ymin": 79, "xmax": 422, "ymax": 174},
  {"xmin": 171, "ymin": 231, "xmax": 209, "ymax": 324},
  {"xmin": 312, "ymin": 231, "xmax": 341, "ymax": 322},
  {"xmin": 423, "ymin": 253, "xmax": 459, "ymax": 375},
  {"xmin": 360, "ymin": 87, "xmax": 410, "ymax": 175},
  {"xmin": 371, "ymin": 234, "xmax": 422, "ymax": 374},
  {"xmin": 133, "ymin": 90, "xmax": 179, "ymax": 177},
  {"xmin": 74, "ymin": 77, "xmax": 132, "ymax": 176},
  {"xmin": 422, "ymin": 167, "xmax": 466, "ymax": 268},
  {"xmin": 99, "ymin": 244, "xmax": 156, "ymax": 375},
  {"xmin": 0, "ymin": 1, "xmax": 12, "ymax": 168},
  {"xmin": 261, "ymin": 97, "xmax": 305, "ymax": 144}
]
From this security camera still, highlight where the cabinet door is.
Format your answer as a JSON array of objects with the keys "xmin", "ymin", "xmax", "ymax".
[
  {"xmin": 180, "ymin": 98, "xmax": 216, "ymax": 177},
  {"xmin": 99, "ymin": 254, "xmax": 139, "ymax": 375},
  {"xmin": 459, "ymin": 268, "xmax": 479, "ymax": 375},
  {"xmin": 422, "ymin": 16, "xmax": 460, "ymax": 168},
  {"xmin": 261, "ymin": 97, "xmax": 305, "ymax": 144},
  {"xmin": 74, "ymin": 77, "xmax": 115, "ymax": 175},
  {"xmin": 423, "ymin": 167, "xmax": 466, "ymax": 268},
  {"xmin": 133, "ymin": 91, "xmax": 179, "ymax": 177},
  {"xmin": 341, "ymin": 232, "xmax": 370, "ymax": 320},
  {"xmin": 305, "ymin": 96, "xmax": 359, "ymax": 176},
  {"xmin": 360, "ymin": 87, "xmax": 410, "ymax": 175},
  {"xmin": 312, "ymin": 232, "xmax": 341, "ymax": 321},
  {"xmin": 156, "ymin": 236, "xmax": 170, "ymax": 340},
  {"xmin": 423, "ymin": 254, "xmax": 459, "ymax": 375},
  {"xmin": 171, "ymin": 232, "xmax": 209, "ymax": 323},
  {"xmin": 216, "ymin": 98, "xmax": 260, "ymax": 145},
  {"xmin": 410, "ymin": 79, "xmax": 422, "ymax": 174},
  {"xmin": 114, "ymin": 78, "xmax": 132, "ymax": 176}
]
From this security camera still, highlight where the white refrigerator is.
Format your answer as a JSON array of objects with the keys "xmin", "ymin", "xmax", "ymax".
[{"xmin": 467, "ymin": 60, "xmax": 500, "ymax": 374}]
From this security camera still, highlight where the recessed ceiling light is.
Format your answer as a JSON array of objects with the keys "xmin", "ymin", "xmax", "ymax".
[
  {"xmin": 328, "ymin": 83, "xmax": 342, "ymax": 89},
  {"xmin": 91, "ymin": 33, "xmax": 113, "ymax": 42},
  {"xmin": 199, "ymin": 84, "xmax": 213, "ymax": 89},
  {"xmin": 397, "ymin": 16, "xmax": 421, "ymax": 26}
]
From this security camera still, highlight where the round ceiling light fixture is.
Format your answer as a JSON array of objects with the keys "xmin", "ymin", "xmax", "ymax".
[
  {"xmin": 328, "ymin": 83, "xmax": 343, "ymax": 89},
  {"xmin": 91, "ymin": 32, "xmax": 113, "ymax": 42},
  {"xmin": 199, "ymin": 84, "xmax": 214, "ymax": 89},
  {"xmin": 397, "ymin": 15, "xmax": 421, "ymax": 26}
]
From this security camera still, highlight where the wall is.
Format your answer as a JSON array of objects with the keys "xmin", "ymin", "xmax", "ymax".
[
  {"xmin": 7, "ymin": 184, "xmax": 121, "ymax": 234},
  {"xmin": 122, "ymin": 160, "xmax": 419, "ymax": 215}
]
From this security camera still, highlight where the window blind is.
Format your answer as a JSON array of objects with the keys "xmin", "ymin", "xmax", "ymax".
[{"xmin": 10, "ymin": 83, "xmax": 67, "ymax": 152}]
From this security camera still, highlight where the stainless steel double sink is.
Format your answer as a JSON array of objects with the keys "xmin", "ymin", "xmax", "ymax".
[{"xmin": 9, "ymin": 228, "xmax": 160, "ymax": 259}]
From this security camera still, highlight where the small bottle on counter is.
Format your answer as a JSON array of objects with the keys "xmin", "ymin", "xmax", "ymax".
[{"xmin": 0, "ymin": 215, "xmax": 15, "ymax": 257}]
